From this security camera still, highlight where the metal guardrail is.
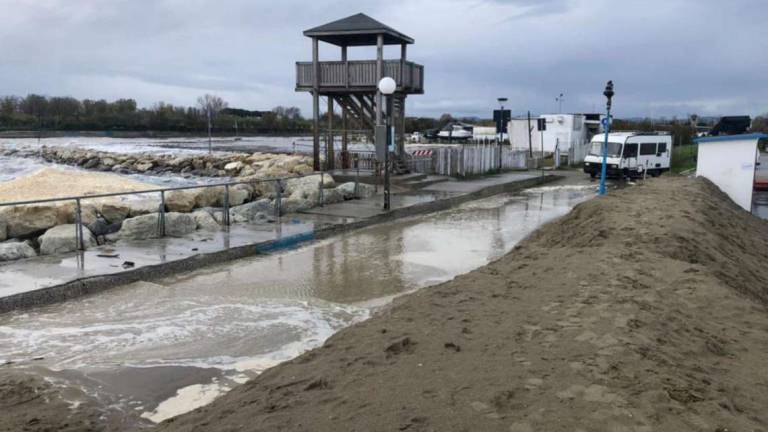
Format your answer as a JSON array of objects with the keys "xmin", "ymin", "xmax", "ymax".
[{"xmin": 0, "ymin": 170, "xmax": 353, "ymax": 252}]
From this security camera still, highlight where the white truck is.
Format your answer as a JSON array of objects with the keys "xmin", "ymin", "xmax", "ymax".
[{"xmin": 583, "ymin": 132, "xmax": 673, "ymax": 179}]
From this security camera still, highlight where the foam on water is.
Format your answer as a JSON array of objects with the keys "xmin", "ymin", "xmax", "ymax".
[{"xmin": 0, "ymin": 298, "xmax": 367, "ymax": 371}]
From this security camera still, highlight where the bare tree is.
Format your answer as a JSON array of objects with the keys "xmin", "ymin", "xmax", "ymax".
[{"xmin": 197, "ymin": 94, "xmax": 228, "ymax": 153}]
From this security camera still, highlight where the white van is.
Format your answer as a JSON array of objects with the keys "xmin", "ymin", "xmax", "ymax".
[{"xmin": 583, "ymin": 132, "xmax": 672, "ymax": 178}]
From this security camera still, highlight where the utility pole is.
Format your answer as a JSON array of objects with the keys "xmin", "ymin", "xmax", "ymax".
[
  {"xmin": 497, "ymin": 97, "xmax": 508, "ymax": 171},
  {"xmin": 207, "ymin": 108, "xmax": 212, "ymax": 154},
  {"xmin": 527, "ymin": 111, "xmax": 533, "ymax": 158},
  {"xmin": 556, "ymin": 93, "xmax": 565, "ymax": 114}
]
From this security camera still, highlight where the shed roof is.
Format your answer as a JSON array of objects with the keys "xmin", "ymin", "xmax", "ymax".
[
  {"xmin": 695, "ymin": 133, "xmax": 768, "ymax": 144},
  {"xmin": 304, "ymin": 13, "xmax": 414, "ymax": 46}
]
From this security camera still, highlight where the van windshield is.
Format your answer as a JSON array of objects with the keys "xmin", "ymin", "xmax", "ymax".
[{"xmin": 589, "ymin": 141, "xmax": 622, "ymax": 158}]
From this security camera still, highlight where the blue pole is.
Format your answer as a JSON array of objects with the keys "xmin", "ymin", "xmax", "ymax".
[{"xmin": 598, "ymin": 108, "xmax": 611, "ymax": 195}]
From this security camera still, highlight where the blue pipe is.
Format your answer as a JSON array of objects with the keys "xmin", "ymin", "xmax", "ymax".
[{"xmin": 598, "ymin": 108, "xmax": 611, "ymax": 195}]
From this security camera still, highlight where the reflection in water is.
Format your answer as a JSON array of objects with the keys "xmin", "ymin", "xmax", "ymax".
[
  {"xmin": 752, "ymin": 190, "xmax": 768, "ymax": 220},
  {"xmin": 0, "ymin": 186, "xmax": 593, "ymax": 422}
]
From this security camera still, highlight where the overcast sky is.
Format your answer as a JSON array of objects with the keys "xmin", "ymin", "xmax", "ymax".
[{"xmin": 1, "ymin": 0, "xmax": 766, "ymax": 119}]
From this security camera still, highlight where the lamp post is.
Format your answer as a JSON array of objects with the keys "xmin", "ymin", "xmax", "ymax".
[
  {"xmin": 378, "ymin": 77, "xmax": 397, "ymax": 210},
  {"xmin": 556, "ymin": 93, "xmax": 564, "ymax": 114},
  {"xmin": 598, "ymin": 81, "xmax": 614, "ymax": 196}
]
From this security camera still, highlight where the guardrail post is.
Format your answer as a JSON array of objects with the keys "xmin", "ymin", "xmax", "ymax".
[
  {"xmin": 74, "ymin": 198, "xmax": 84, "ymax": 251},
  {"xmin": 374, "ymin": 161, "xmax": 379, "ymax": 193},
  {"xmin": 274, "ymin": 180, "xmax": 282, "ymax": 219},
  {"xmin": 158, "ymin": 191, "xmax": 166, "ymax": 237},
  {"xmin": 318, "ymin": 172, "xmax": 324, "ymax": 207},
  {"xmin": 223, "ymin": 185, "xmax": 231, "ymax": 227},
  {"xmin": 355, "ymin": 164, "xmax": 360, "ymax": 199}
]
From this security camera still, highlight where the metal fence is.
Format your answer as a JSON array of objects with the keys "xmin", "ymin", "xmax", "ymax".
[
  {"xmin": 428, "ymin": 145, "xmax": 528, "ymax": 177},
  {"xmin": 0, "ymin": 171, "xmax": 353, "ymax": 253}
]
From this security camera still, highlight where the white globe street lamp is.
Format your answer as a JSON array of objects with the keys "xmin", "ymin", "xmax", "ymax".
[{"xmin": 378, "ymin": 77, "xmax": 397, "ymax": 95}]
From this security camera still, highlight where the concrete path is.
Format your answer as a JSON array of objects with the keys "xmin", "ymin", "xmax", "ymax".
[{"xmin": 0, "ymin": 171, "xmax": 556, "ymax": 313}]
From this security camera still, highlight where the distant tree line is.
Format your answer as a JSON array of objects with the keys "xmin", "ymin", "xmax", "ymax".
[
  {"xmin": 0, "ymin": 94, "xmax": 311, "ymax": 134},
  {"xmin": 2, "ymin": 93, "xmax": 765, "ymax": 138}
]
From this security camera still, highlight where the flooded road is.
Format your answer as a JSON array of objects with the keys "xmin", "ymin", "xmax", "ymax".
[{"xmin": 0, "ymin": 185, "xmax": 594, "ymax": 425}]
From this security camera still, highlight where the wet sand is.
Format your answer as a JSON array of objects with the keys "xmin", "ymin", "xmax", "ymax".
[
  {"xmin": 156, "ymin": 177, "xmax": 768, "ymax": 432},
  {"xmin": 0, "ymin": 167, "xmax": 156, "ymax": 202}
]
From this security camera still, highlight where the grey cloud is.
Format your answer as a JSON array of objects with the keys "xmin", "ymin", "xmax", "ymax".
[{"xmin": 0, "ymin": 0, "xmax": 765, "ymax": 118}]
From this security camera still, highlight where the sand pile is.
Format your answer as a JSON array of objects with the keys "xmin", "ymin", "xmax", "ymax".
[
  {"xmin": 0, "ymin": 168, "xmax": 156, "ymax": 202},
  {"xmin": 154, "ymin": 177, "xmax": 768, "ymax": 432}
]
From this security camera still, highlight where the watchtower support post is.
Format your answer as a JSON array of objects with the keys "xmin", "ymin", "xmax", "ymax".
[{"xmin": 312, "ymin": 36, "xmax": 321, "ymax": 171}]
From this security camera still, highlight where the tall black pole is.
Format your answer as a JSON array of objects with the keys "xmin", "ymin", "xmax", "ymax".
[
  {"xmin": 527, "ymin": 111, "xmax": 533, "ymax": 158},
  {"xmin": 384, "ymin": 95, "xmax": 392, "ymax": 211}
]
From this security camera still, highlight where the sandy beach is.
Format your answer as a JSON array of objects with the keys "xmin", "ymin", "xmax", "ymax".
[
  {"xmin": 154, "ymin": 176, "xmax": 768, "ymax": 432},
  {"xmin": 0, "ymin": 168, "xmax": 157, "ymax": 202}
]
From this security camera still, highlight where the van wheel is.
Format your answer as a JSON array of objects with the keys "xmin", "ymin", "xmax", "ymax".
[
  {"xmin": 650, "ymin": 170, "xmax": 660, "ymax": 178},
  {"xmin": 589, "ymin": 172, "xmax": 596, "ymax": 179}
]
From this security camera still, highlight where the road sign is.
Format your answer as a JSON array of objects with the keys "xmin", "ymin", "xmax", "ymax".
[
  {"xmin": 537, "ymin": 118, "xmax": 547, "ymax": 131},
  {"xmin": 493, "ymin": 109, "xmax": 511, "ymax": 133},
  {"xmin": 375, "ymin": 125, "xmax": 388, "ymax": 161}
]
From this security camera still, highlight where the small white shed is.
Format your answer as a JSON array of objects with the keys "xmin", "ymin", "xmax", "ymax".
[
  {"xmin": 695, "ymin": 133, "xmax": 768, "ymax": 211},
  {"xmin": 507, "ymin": 114, "xmax": 602, "ymax": 163}
]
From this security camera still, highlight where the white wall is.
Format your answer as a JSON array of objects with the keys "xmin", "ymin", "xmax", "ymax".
[
  {"xmin": 508, "ymin": 115, "xmax": 592, "ymax": 162},
  {"xmin": 696, "ymin": 138, "xmax": 757, "ymax": 211},
  {"xmin": 509, "ymin": 119, "xmax": 535, "ymax": 152}
]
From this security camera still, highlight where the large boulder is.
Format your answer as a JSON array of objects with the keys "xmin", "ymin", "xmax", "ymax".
[
  {"xmin": 224, "ymin": 161, "xmax": 245, "ymax": 173},
  {"xmin": 119, "ymin": 212, "xmax": 197, "ymax": 240},
  {"xmin": 227, "ymin": 184, "xmax": 252, "ymax": 206},
  {"xmin": 281, "ymin": 196, "xmax": 315, "ymax": 215},
  {"xmin": 134, "ymin": 161, "xmax": 153, "ymax": 172},
  {"xmin": 55, "ymin": 202, "xmax": 99, "ymax": 226},
  {"xmin": 230, "ymin": 199, "xmax": 275, "ymax": 223},
  {"xmin": 165, "ymin": 190, "xmax": 197, "ymax": 212},
  {"xmin": 244, "ymin": 177, "xmax": 279, "ymax": 199},
  {"xmin": 254, "ymin": 166, "xmax": 289, "ymax": 179},
  {"xmin": 274, "ymin": 156, "xmax": 303, "ymax": 173},
  {"xmin": 98, "ymin": 201, "xmax": 132, "ymax": 224},
  {"xmin": 0, "ymin": 240, "xmax": 37, "ymax": 261},
  {"xmin": 0, "ymin": 205, "xmax": 60, "ymax": 238},
  {"xmin": 39, "ymin": 224, "xmax": 97, "ymax": 255},
  {"xmin": 192, "ymin": 210, "xmax": 221, "ymax": 231},
  {"xmin": 0, "ymin": 218, "xmax": 6, "ymax": 242},
  {"xmin": 165, "ymin": 213, "xmax": 198, "ymax": 237},
  {"xmin": 193, "ymin": 187, "xmax": 224, "ymax": 209},
  {"xmin": 118, "ymin": 213, "xmax": 161, "ymax": 240},
  {"xmin": 292, "ymin": 164, "xmax": 314, "ymax": 175},
  {"xmin": 127, "ymin": 198, "xmax": 162, "ymax": 217},
  {"xmin": 322, "ymin": 188, "xmax": 344, "ymax": 205},
  {"xmin": 284, "ymin": 174, "xmax": 335, "ymax": 197},
  {"xmin": 336, "ymin": 182, "xmax": 377, "ymax": 200}
]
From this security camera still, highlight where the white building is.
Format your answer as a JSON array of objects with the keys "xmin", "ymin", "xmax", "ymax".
[
  {"xmin": 508, "ymin": 114, "xmax": 602, "ymax": 163},
  {"xmin": 695, "ymin": 133, "xmax": 768, "ymax": 211}
]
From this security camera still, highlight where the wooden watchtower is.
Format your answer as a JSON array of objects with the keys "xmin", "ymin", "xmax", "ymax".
[{"xmin": 296, "ymin": 13, "xmax": 424, "ymax": 171}]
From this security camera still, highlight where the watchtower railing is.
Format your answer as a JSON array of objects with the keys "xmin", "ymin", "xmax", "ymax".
[{"xmin": 296, "ymin": 60, "xmax": 424, "ymax": 93}]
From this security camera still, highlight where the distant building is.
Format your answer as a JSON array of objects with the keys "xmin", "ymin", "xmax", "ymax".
[{"xmin": 508, "ymin": 113, "xmax": 602, "ymax": 163}]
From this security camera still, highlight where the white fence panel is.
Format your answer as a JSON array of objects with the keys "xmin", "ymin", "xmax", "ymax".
[{"xmin": 412, "ymin": 145, "xmax": 528, "ymax": 177}]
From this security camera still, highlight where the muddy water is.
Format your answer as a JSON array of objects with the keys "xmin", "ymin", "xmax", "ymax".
[{"xmin": 0, "ymin": 185, "xmax": 594, "ymax": 425}]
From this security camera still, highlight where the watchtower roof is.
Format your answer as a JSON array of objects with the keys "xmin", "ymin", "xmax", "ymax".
[{"xmin": 304, "ymin": 13, "xmax": 414, "ymax": 46}]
